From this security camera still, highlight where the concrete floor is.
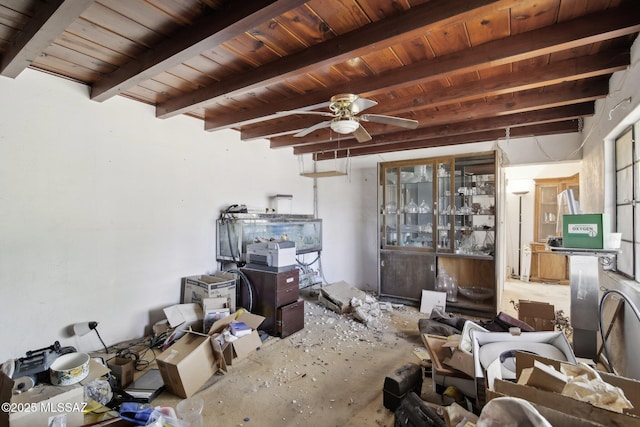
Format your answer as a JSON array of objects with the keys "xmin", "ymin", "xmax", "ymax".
[{"xmin": 146, "ymin": 280, "xmax": 570, "ymax": 427}]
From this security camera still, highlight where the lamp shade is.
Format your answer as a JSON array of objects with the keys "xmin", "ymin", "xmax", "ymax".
[
  {"xmin": 73, "ymin": 321, "xmax": 98, "ymax": 337},
  {"xmin": 330, "ymin": 118, "xmax": 359, "ymax": 134}
]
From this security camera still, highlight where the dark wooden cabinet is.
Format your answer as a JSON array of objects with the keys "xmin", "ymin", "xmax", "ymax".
[
  {"xmin": 378, "ymin": 152, "xmax": 498, "ymax": 317},
  {"xmin": 379, "ymin": 250, "xmax": 436, "ymax": 304},
  {"xmin": 240, "ymin": 267, "xmax": 303, "ymax": 337}
]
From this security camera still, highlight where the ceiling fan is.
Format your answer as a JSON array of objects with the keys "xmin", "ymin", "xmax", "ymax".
[{"xmin": 278, "ymin": 94, "xmax": 419, "ymax": 142}]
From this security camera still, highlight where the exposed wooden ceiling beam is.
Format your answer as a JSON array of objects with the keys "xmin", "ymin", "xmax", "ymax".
[
  {"xmin": 313, "ymin": 121, "xmax": 580, "ymax": 160},
  {"xmin": 242, "ymin": 51, "xmax": 628, "ymax": 141},
  {"xmin": 90, "ymin": 0, "xmax": 309, "ymax": 102},
  {"xmin": 294, "ymin": 103, "xmax": 594, "ymax": 155},
  {"xmin": 155, "ymin": 0, "xmax": 518, "ymax": 118},
  {"xmin": 203, "ymin": 4, "xmax": 640, "ymax": 132},
  {"xmin": 0, "ymin": 0, "xmax": 95, "ymax": 78}
]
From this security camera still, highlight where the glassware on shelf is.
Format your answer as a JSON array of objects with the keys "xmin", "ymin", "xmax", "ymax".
[
  {"xmin": 435, "ymin": 267, "xmax": 448, "ymax": 292},
  {"xmin": 405, "ymin": 199, "xmax": 418, "ymax": 213},
  {"xmin": 435, "ymin": 268, "xmax": 458, "ymax": 302},
  {"xmin": 460, "ymin": 230, "xmax": 476, "ymax": 254},
  {"xmin": 438, "ymin": 231, "xmax": 450, "ymax": 248},
  {"xmin": 414, "ymin": 165, "xmax": 427, "ymax": 181},
  {"xmin": 418, "ymin": 200, "xmax": 431, "ymax": 213},
  {"xmin": 438, "ymin": 165, "xmax": 446, "ymax": 177},
  {"xmin": 483, "ymin": 230, "xmax": 495, "ymax": 251},
  {"xmin": 446, "ymin": 276, "xmax": 458, "ymax": 302},
  {"xmin": 385, "ymin": 202, "xmax": 397, "ymax": 214}
]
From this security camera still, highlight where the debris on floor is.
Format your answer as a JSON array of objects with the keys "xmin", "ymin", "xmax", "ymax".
[{"xmin": 315, "ymin": 281, "xmax": 396, "ymax": 330}]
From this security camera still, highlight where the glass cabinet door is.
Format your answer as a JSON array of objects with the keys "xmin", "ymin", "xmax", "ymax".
[
  {"xmin": 537, "ymin": 184, "xmax": 559, "ymax": 241},
  {"xmin": 451, "ymin": 158, "xmax": 495, "ymax": 256},
  {"xmin": 436, "ymin": 160, "xmax": 453, "ymax": 251},
  {"xmin": 381, "ymin": 154, "xmax": 494, "ymax": 256},
  {"xmin": 382, "ymin": 163, "xmax": 435, "ymax": 249},
  {"xmin": 382, "ymin": 167, "xmax": 399, "ymax": 245}
]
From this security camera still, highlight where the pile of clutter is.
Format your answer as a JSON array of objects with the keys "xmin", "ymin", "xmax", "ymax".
[
  {"xmin": 384, "ymin": 300, "xmax": 640, "ymax": 427},
  {"xmin": 315, "ymin": 281, "xmax": 396, "ymax": 330}
]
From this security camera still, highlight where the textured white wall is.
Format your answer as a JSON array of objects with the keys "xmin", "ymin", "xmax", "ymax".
[
  {"xmin": 0, "ymin": 70, "xmax": 314, "ymax": 361},
  {"xmin": 580, "ymin": 35, "xmax": 640, "ymax": 379}
]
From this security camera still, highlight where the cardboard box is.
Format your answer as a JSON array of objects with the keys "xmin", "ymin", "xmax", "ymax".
[
  {"xmin": 444, "ymin": 349, "xmax": 476, "ymax": 378},
  {"xmin": 1, "ymin": 371, "xmax": 84, "ymax": 427},
  {"xmin": 163, "ymin": 303, "xmax": 202, "ymax": 329},
  {"xmin": 486, "ymin": 388, "xmax": 606, "ymax": 427},
  {"xmin": 563, "ymin": 214, "xmax": 610, "ymax": 249},
  {"xmin": 490, "ymin": 352, "xmax": 640, "ymax": 427},
  {"xmin": 208, "ymin": 312, "xmax": 265, "ymax": 365},
  {"xmin": 108, "ymin": 357, "xmax": 135, "ymax": 388},
  {"xmin": 156, "ymin": 331, "xmax": 218, "ymax": 398},
  {"xmin": 422, "ymin": 334, "xmax": 472, "ymax": 380},
  {"xmin": 518, "ymin": 360, "xmax": 568, "ymax": 393},
  {"xmin": 518, "ymin": 300, "xmax": 555, "ymax": 331},
  {"xmin": 421, "ymin": 334, "xmax": 477, "ymax": 398},
  {"xmin": 182, "ymin": 272, "xmax": 236, "ymax": 311},
  {"xmin": 202, "ymin": 297, "xmax": 230, "ymax": 333}
]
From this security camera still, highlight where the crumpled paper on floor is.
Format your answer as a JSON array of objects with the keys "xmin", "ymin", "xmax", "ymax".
[{"xmin": 560, "ymin": 363, "xmax": 633, "ymax": 413}]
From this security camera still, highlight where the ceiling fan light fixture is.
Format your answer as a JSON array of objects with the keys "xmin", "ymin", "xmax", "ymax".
[{"xmin": 331, "ymin": 117, "xmax": 359, "ymax": 134}]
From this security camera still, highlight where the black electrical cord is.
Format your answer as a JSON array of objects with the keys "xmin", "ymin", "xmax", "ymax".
[
  {"xmin": 225, "ymin": 268, "xmax": 254, "ymax": 312},
  {"xmin": 93, "ymin": 328, "xmax": 110, "ymax": 355},
  {"xmin": 296, "ymin": 253, "xmax": 320, "ymax": 267},
  {"xmin": 110, "ymin": 336, "xmax": 158, "ymax": 371}
]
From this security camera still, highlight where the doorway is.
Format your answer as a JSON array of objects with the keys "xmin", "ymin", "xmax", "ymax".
[{"xmin": 502, "ymin": 162, "xmax": 580, "ymax": 319}]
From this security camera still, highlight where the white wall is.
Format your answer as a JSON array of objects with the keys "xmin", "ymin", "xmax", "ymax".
[
  {"xmin": 580, "ymin": 35, "xmax": 640, "ymax": 379},
  {"xmin": 0, "ymin": 70, "xmax": 314, "ymax": 361},
  {"xmin": 3, "ymin": 35, "xmax": 638, "ymax": 365}
]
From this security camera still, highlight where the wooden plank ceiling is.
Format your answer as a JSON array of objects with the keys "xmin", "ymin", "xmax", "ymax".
[{"xmin": 1, "ymin": 0, "xmax": 638, "ymax": 160}]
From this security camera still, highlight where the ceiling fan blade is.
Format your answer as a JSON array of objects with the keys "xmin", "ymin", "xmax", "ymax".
[
  {"xmin": 360, "ymin": 113, "xmax": 418, "ymax": 129},
  {"xmin": 277, "ymin": 110, "xmax": 334, "ymax": 118},
  {"xmin": 353, "ymin": 123, "xmax": 372, "ymax": 142},
  {"xmin": 294, "ymin": 120, "xmax": 332, "ymax": 137},
  {"xmin": 350, "ymin": 96, "xmax": 377, "ymax": 114}
]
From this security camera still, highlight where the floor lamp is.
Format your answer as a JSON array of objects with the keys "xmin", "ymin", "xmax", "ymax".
[{"xmin": 512, "ymin": 190, "xmax": 529, "ymax": 278}]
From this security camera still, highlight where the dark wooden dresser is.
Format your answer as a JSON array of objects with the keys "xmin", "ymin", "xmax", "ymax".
[{"xmin": 240, "ymin": 267, "xmax": 304, "ymax": 337}]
